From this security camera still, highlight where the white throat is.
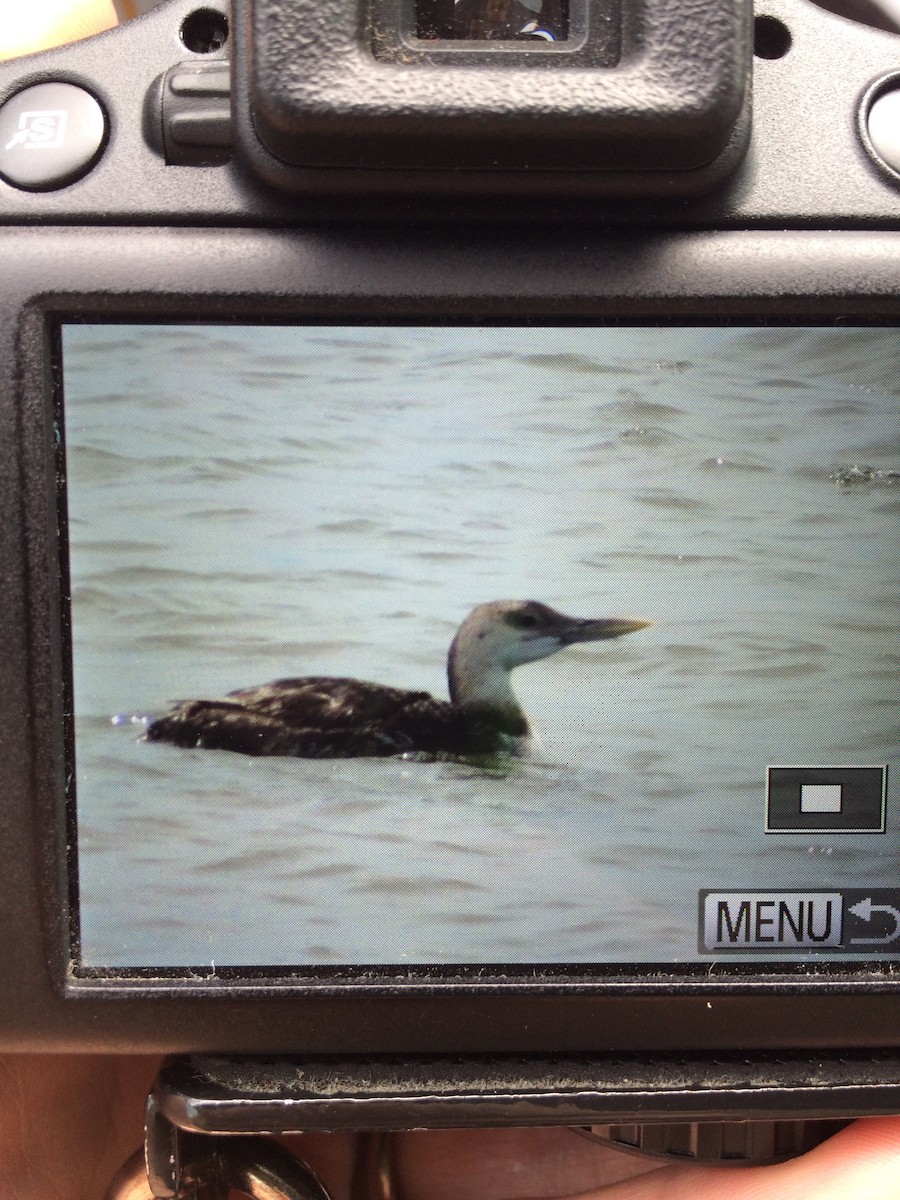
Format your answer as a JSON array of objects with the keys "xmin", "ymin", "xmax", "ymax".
[
  {"xmin": 452, "ymin": 656, "xmax": 519, "ymax": 711},
  {"xmin": 447, "ymin": 626, "xmax": 525, "ymax": 716}
]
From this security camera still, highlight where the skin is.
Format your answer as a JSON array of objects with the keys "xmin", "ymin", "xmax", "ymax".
[
  {"xmin": 1, "ymin": 1055, "xmax": 899, "ymax": 1200},
  {"xmin": 0, "ymin": 0, "xmax": 117, "ymax": 61}
]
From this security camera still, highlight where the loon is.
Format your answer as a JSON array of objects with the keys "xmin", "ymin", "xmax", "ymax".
[{"xmin": 145, "ymin": 600, "xmax": 651, "ymax": 760}]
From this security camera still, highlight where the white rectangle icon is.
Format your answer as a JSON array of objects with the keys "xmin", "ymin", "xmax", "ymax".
[
  {"xmin": 800, "ymin": 782, "xmax": 843, "ymax": 813},
  {"xmin": 701, "ymin": 892, "xmax": 843, "ymax": 951}
]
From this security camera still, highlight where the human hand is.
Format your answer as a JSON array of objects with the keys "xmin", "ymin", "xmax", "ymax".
[
  {"xmin": 381, "ymin": 1118, "xmax": 900, "ymax": 1199},
  {"xmin": 0, "ymin": 0, "xmax": 118, "ymax": 61},
  {"xmin": 2, "ymin": 1055, "xmax": 900, "ymax": 1200}
]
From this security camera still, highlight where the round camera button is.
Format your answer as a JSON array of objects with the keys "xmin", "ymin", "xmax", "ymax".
[
  {"xmin": 0, "ymin": 82, "xmax": 107, "ymax": 191},
  {"xmin": 867, "ymin": 87, "xmax": 900, "ymax": 176}
]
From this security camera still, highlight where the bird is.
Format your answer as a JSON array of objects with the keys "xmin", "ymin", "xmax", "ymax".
[{"xmin": 144, "ymin": 600, "xmax": 651, "ymax": 761}]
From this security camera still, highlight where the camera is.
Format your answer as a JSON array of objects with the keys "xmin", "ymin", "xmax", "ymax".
[{"xmin": 0, "ymin": 0, "xmax": 897, "ymax": 1177}]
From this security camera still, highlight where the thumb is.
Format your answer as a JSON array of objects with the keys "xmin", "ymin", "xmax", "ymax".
[
  {"xmin": 585, "ymin": 1116, "xmax": 900, "ymax": 1200},
  {"xmin": 1, "ymin": 0, "xmax": 118, "ymax": 61}
]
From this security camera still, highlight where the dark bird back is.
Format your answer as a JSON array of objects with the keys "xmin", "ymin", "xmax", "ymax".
[{"xmin": 146, "ymin": 679, "xmax": 487, "ymax": 758}]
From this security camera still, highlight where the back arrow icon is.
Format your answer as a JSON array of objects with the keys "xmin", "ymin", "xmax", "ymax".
[{"xmin": 848, "ymin": 896, "xmax": 900, "ymax": 944}]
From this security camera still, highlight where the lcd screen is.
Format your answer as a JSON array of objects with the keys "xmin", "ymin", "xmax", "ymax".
[{"xmin": 59, "ymin": 325, "xmax": 899, "ymax": 971}]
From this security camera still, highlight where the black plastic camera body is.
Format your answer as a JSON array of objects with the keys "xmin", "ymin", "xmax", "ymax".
[
  {"xmin": 0, "ymin": 0, "xmax": 899, "ymax": 219},
  {"xmin": 0, "ymin": 0, "xmax": 898, "ymax": 1165}
]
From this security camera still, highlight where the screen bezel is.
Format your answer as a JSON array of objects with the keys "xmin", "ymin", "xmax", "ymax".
[{"xmin": 1, "ymin": 223, "xmax": 897, "ymax": 1053}]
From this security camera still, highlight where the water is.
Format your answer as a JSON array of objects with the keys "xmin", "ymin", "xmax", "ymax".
[{"xmin": 61, "ymin": 325, "xmax": 899, "ymax": 968}]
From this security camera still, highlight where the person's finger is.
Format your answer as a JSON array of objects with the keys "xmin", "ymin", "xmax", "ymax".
[
  {"xmin": 580, "ymin": 1116, "xmax": 900, "ymax": 1200},
  {"xmin": 389, "ymin": 1126, "xmax": 663, "ymax": 1200},
  {"xmin": 0, "ymin": 0, "xmax": 118, "ymax": 61},
  {"xmin": 0, "ymin": 1054, "xmax": 159, "ymax": 1200}
]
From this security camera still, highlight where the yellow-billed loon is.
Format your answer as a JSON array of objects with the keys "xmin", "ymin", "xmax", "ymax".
[{"xmin": 145, "ymin": 600, "xmax": 651, "ymax": 759}]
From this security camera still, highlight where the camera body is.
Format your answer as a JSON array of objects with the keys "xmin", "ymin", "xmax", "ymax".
[
  {"xmin": 0, "ymin": 0, "xmax": 898, "ymax": 1161},
  {"xmin": 0, "ymin": 0, "xmax": 897, "ymax": 219}
]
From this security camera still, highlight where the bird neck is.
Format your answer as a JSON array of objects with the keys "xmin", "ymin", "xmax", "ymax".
[{"xmin": 447, "ymin": 633, "xmax": 529, "ymax": 734}]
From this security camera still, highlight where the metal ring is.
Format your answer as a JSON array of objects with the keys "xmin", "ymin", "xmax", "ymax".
[
  {"xmin": 350, "ymin": 1132, "xmax": 403, "ymax": 1200},
  {"xmin": 215, "ymin": 1137, "xmax": 333, "ymax": 1200},
  {"xmin": 106, "ymin": 1138, "xmax": 333, "ymax": 1200}
]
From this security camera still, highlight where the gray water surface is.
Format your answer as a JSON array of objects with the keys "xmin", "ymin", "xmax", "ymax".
[{"xmin": 62, "ymin": 325, "xmax": 899, "ymax": 967}]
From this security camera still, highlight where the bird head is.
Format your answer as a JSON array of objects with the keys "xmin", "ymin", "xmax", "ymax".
[{"xmin": 448, "ymin": 600, "xmax": 651, "ymax": 708}]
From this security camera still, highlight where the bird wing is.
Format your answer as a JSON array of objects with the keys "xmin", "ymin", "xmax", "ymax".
[
  {"xmin": 225, "ymin": 677, "xmax": 438, "ymax": 730},
  {"xmin": 146, "ymin": 685, "xmax": 517, "ymax": 760}
]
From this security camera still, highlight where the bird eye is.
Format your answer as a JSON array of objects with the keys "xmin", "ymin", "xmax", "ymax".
[{"xmin": 507, "ymin": 611, "xmax": 538, "ymax": 629}]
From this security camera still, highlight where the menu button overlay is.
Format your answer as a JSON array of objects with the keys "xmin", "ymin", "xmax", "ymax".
[
  {"xmin": 701, "ymin": 892, "xmax": 843, "ymax": 952},
  {"xmin": 700, "ymin": 889, "xmax": 900, "ymax": 953}
]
